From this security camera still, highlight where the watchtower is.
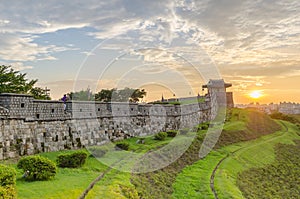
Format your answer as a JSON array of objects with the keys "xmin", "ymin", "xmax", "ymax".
[{"xmin": 202, "ymin": 79, "xmax": 234, "ymax": 108}]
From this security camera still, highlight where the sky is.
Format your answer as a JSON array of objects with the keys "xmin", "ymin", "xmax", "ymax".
[{"xmin": 0, "ymin": 0, "xmax": 299, "ymax": 104}]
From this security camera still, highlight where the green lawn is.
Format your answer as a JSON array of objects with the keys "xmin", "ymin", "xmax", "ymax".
[
  {"xmin": 7, "ymin": 134, "xmax": 177, "ymax": 199},
  {"xmin": 172, "ymin": 121, "xmax": 300, "ymax": 199},
  {"xmin": 15, "ymin": 150, "xmax": 108, "ymax": 199}
]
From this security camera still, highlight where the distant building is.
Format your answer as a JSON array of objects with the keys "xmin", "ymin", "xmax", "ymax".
[
  {"xmin": 235, "ymin": 102, "xmax": 300, "ymax": 115},
  {"xmin": 279, "ymin": 102, "xmax": 300, "ymax": 114}
]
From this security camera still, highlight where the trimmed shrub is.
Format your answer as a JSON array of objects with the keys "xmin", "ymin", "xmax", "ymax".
[
  {"xmin": 0, "ymin": 164, "xmax": 16, "ymax": 199},
  {"xmin": 154, "ymin": 132, "xmax": 167, "ymax": 141},
  {"xmin": 196, "ymin": 123, "xmax": 209, "ymax": 131},
  {"xmin": 115, "ymin": 142, "xmax": 130, "ymax": 151},
  {"xmin": 17, "ymin": 156, "xmax": 57, "ymax": 181},
  {"xmin": 0, "ymin": 165, "xmax": 16, "ymax": 186},
  {"xmin": 0, "ymin": 185, "xmax": 16, "ymax": 199},
  {"xmin": 57, "ymin": 151, "xmax": 88, "ymax": 168},
  {"xmin": 166, "ymin": 130, "xmax": 178, "ymax": 137}
]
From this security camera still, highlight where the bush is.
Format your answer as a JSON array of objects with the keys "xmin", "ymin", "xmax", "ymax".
[
  {"xmin": 154, "ymin": 132, "xmax": 167, "ymax": 141},
  {"xmin": 57, "ymin": 151, "xmax": 88, "ymax": 168},
  {"xmin": 0, "ymin": 185, "xmax": 16, "ymax": 199},
  {"xmin": 196, "ymin": 123, "xmax": 209, "ymax": 131},
  {"xmin": 115, "ymin": 142, "xmax": 130, "ymax": 151},
  {"xmin": 0, "ymin": 164, "xmax": 16, "ymax": 199},
  {"xmin": 166, "ymin": 130, "xmax": 178, "ymax": 137},
  {"xmin": 17, "ymin": 156, "xmax": 57, "ymax": 181},
  {"xmin": 0, "ymin": 165, "xmax": 16, "ymax": 186}
]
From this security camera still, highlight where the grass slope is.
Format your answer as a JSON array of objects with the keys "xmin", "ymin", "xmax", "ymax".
[
  {"xmin": 85, "ymin": 135, "xmax": 178, "ymax": 199},
  {"xmin": 172, "ymin": 109, "xmax": 293, "ymax": 199},
  {"xmin": 131, "ymin": 131, "xmax": 205, "ymax": 199},
  {"xmin": 214, "ymin": 121, "xmax": 300, "ymax": 199},
  {"xmin": 238, "ymin": 140, "xmax": 300, "ymax": 198},
  {"xmin": 133, "ymin": 108, "xmax": 281, "ymax": 199},
  {"xmin": 87, "ymin": 133, "xmax": 198, "ymax": 199},
  {"xmin": 216, "ymin": 108, "xmax": 281, "ymax": 147}
]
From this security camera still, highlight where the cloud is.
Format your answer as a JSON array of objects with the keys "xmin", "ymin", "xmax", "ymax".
[
  {"xmin": 0, "ymin": 0, "xmax": 299, "ymax": 104},
  {"xmin": 1, "ymin": 0, "xmax": 298, "ymax": 65},
  {"xmin": 81, "ymin": 51, "xmax": 95, "ymax": 56},
  {"xmin": 0, "ymin": 62, "xmax": 33, "ymax": 71},
  {"xmin": 220, "ymin": 61, "xmax": 300, "ymax": 78},
  {"xmin": 0, "ymin": 33, "xmax": 79, "ymax": 62}
]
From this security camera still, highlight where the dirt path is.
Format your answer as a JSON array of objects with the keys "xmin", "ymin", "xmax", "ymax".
[
  {"xmin": 78, "ymin": 156, "xmax": 126, "ymax": 199},
  {"xmin": 210, "ymin": 121, "xmax": 288, "ymax": 199},
  {"xmin": 78, "ymin": 167, "xmax": 114, "ymax": 199}
]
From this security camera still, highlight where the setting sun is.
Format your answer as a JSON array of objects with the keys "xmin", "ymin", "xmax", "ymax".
[{"xmin": 249, "ymin": 90, "xmax": 263, "ymax": 99}]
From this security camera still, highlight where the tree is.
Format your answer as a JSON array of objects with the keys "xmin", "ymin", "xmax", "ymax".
[
  {"xmin": 95, "ymin": 88, "xmax": 146, "ymax": 102},
  {"xmin": 95, "ymin": 88, "xmax": 115, "ymax": 102},
  {"xmin": 30, "ymin": 87, "xmax": 51, "ymax": 100},
  {"xmin": 0, "ymin": 65, "xmax": 36, "ymax": 94},
  {"xmin": 130, "ymin": 88, "xmax": 146, "ymax": 103},
  {"xmin": 0, "ymin": 65, "xmax": 51, "ymax": 100},
  {"xmin": 68, "ymin": 88, "xmax": 94, "ymax": 101}
]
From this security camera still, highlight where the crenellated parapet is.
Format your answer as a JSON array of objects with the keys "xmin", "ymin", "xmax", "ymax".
[
  {"xmin": 0, "ymin": 84, "xmax": 224, "ymax": 160},
  {"xmin": 0, "ymin": 93, "xmax": 213, "ymax": 121}
]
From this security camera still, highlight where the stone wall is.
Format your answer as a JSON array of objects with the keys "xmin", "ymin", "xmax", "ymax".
[{"xmin": 0, "ymin": 93, "xmax": 214, "ymax": 160}]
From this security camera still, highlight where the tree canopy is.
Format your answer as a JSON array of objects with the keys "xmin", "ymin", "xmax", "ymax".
[
  {"xmin": 68, "ymin": 88, "xmax": 146, "ymax": 102},
  {"xmin": 67, "ymin": 89, "xmax": 94, "ymax": 101},
  {"xmin": 95, "ymin": 88, "xmax": 146, "ymax": 103},
  {"xmin": 94, "ymin": 88, "xmax": 115, "ymax": 102},
  {"xmin": 0, "ymin": 65, "xmax": 50, "ymax": 100},
  {"xmin": 95, "ymin": 88, "xmax": 147, "ymax": 103}
]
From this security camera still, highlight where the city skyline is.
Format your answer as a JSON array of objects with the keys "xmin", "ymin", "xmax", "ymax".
[{"xmin": 0, "ymin": 1, "xmax": 299, "ymax": 104}]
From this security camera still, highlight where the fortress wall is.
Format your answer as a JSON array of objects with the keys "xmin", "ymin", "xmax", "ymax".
[
  {"xmin": 33, "ymin": 100, "xmax": 67, "ymax": 121},
  {"xmin": 0, "ymin": 93, "xmax": 214, "ymax": 160},
  {"xmin": 0, "ymin": 93, "xmax": 34, "ymax": 119}
]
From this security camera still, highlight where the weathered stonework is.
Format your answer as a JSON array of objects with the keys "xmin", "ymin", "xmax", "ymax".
[{"xmin": 0, "ymin": 85, "xmax": 225, "ymax": 160}]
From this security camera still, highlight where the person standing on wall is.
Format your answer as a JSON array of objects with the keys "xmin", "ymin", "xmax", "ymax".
[{"xmin": 61, "ymin": 94, "xmax": 68, "ymax": 111}]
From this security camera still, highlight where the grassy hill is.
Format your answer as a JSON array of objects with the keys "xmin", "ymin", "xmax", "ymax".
[
  {"xmin": 132, "ymin": 108, "xmax": 283, "ymax": 199},
  {"xmin": 216, "ymin": 108, "xmax": 281, "ymax": 147},
  {"xmin": 237, "ymin": 140, "xmax": 300, "ymax": 199},
  {"xmin": 173, "ymin": 110, "xmax": 300, "ymax": 199}
]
